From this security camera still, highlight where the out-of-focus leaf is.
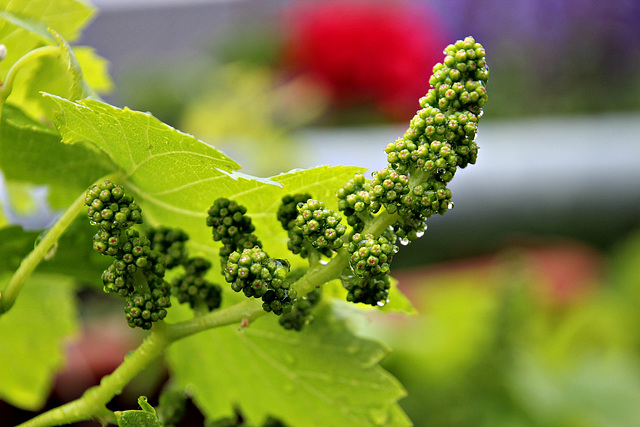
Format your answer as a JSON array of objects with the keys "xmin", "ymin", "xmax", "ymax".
[
  {"xmin": 0, "ymin": 0, "xmax": 94, "ymax": 75},
  {"xmin": 74, "ymin": 46, "xmax": 113, "ymax": 94},
  {"xmin": 0, "ymin": 273, "xmax": 78, "ymax": 410},
  {"xmin": 0, "ymin": 103, "xmax": 113, "ymax": 207}
]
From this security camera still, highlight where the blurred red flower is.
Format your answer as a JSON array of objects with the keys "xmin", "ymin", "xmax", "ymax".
[{"xmin": 282, "ymin": 0, "xmax": 446, "ymax": 121}]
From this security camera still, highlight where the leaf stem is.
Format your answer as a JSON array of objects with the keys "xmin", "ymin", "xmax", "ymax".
[
  {"xmin": 18, "ymin": 331, "xmax": 169, "ymax": 427},
  {"xmin": 165, "ymin": 298, "xmax": 265, "ymax": 340},
  {"xmin": 0, "ymin": 173, "xmax": 119, "ymax": 315}
]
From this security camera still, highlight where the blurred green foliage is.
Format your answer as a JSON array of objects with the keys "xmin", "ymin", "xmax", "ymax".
[{"xmin": 364, "ymin": 230, "xmax": 640, "ymax": 426}]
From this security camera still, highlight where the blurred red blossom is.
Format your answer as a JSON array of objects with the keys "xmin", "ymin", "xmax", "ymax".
[{"xmin": 282, "ymin": 0, "xmax": 447, "ymax": 121}]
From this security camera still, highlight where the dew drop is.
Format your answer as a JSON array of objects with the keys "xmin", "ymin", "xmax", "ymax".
[
  {"xmin": 341, "ymin": 271, "xmax": 356, "ymax": 282},
  {"xmin": 284, "ymin": 353, "xmax": 296, "ymax": 366},
  {"xmin": 400, "ymin": 238, "xmax": 410, "ymax": 246},
  {"xmin": 369, "ymin": 409, "xmax": 389, "ymax": 426},
  {"xmin": 376, "ymin": 300, "xmax": 386, "ymax": 307},
  {"xmin": 319, "ymin": 259, "xmax": 329, "ymax": 265},
  {"xmin": 447, "ymin": 202, "xmax": 454, "ymax": 210},
  {"xmin": 44, "ymin": 241, "xmax": 59, "ymax": 260},
  {"xmin": 184, "ymin": 383, "xmax": 198, "ymax": 395},
  {"xmin": 346, "ymin": 344, "xmax": 360, "ymax": 355}
]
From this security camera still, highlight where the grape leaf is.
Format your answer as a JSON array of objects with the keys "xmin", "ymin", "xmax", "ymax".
[
  {"xmin": 166, "ymin": 304, "xmax": 410, "ymax": 426},
  {"xmin": 47, "ymin": 96, "xmax": 240, "ymax": 173},
  {"xmin": 0, "ymin": 226, "xmax": 37, "ymax": 274},
  {"xmin": 0, "ymin": 0, "xmax": 94, "ymax": 73},
  {"xmin": 46, "ymin": 96, "xmax": 363, "ymax": 268},
  {"xmin": 1, "ymin": 2, "xmax": 107, "ymax": 122},
  {"xmin": 0, "ymin": 221, "xmax": 108, "ymax": 285},
  {"xmin": 51, "ymin": 29, "xmax": 84, "ymax": 101},
  {"xmin": 8, "ymin": 31, "xmax": 104, "ymax": 122},
  {"xmin": 9, "ymin": 29, "xmax": 88, "ymax": 119},
  {"xmin": 74, "ymin": 46, "xmax": 113, "ymax": 94},
  {"xmin": 0, "ymin": 273, "xmax": 78, "ymax": 410},
  {"xmin": 0, "ymin": 103, "xmax": 113, "ymax": 207}
]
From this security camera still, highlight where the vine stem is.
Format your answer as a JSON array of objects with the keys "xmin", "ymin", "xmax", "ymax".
[
  {"xmin": 19, "ymin": 332, "xmax": 169, "ymax": 427},
  {"xmin": 0, "ymin": 45, "xmax": 61, "ymax": 123},
  {"xmin": 17, "ymin": 206, "xmax": 403, "ymax": 427},
  {"xmin": 0, "ymin": 174, "xmax": 119, "ymax": 315},
  {"xmin": 18, "ymin": 301, "xmax": 264, "ymax": 427}
]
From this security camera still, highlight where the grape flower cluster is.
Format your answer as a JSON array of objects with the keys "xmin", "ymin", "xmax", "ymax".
[
  {"xmin": 148, "ymin": 226, "xmax": 222, "ymax": 313},
  {"xmin": 85, "ymin": 179, "xmax": 171, "ymax": 329},
  {"xmin": 335, "ymin": 37, "xmax": 489, "ymax": 305},
  {"xmin": 286, "ymin": 198, "xmax": 347, "ymax": 258},
  {"xmin": 208, "ymin": 199, "xmax": 296, "ymax": 315},
  {"xmin": 206, "ymin": 198, "xmax": 262, "ymax": 271},
  {"xmin": 207, "ymin": 36, "xmax": 488, "ymax": 323},
  {"xmin": 278, "ymin": 288, "xmax": 322, "ymax": 331}
]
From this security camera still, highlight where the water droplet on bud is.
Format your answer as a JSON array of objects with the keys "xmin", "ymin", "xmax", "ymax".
[
  {"xmin": 447, "ymin": 202, "xmax": 454, "ymax": 210},
  {"xmin": 400, "ymin": 238, "xmax": 410, "ymax": 246}
]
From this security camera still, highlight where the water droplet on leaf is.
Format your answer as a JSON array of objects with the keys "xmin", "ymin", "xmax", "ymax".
[
  {"xmin": 369, "ymin": 408, "xmax": 389, "ymax": 425},
  {"xmin": 284, "ymin": 353, "xmax": 296, "ymax": 366},
  {"xmin": 346, "ymin": 344, "xmax": 360, "ymax": 355}
]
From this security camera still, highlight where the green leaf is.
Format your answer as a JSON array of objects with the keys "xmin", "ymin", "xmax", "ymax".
[
  {"xmin": 50, "ymin": 28, "xmax": 85, "ymax": 101},
  {"xmin": 4, "ymin": 181, "xmax": 39, "ymax": 215},
  {"xmin": 8, "ymin": 30, "xmax": 95, "ymax": 121},
  {"xmin": 47, "ymin": 95, "xmax": 363, "ymax": 273},
  {"xmin": 166, "ymin": 304, "xmax": 409, "ymax": 426},
  {"xmin": 0, "ymin": 226, "xmax": 38, "ymax": 274},
  {"xmin": 0, "ymin": 220, "xmax": 107, "ymax": 287},
  {"xmin": 1, "ymin": 2, "xmax": 105, "ymax": 121},
  {"xmin": 0, "ymin": 0, "xmax": 94, "ymax": 62},
  {"xmin": 0, "ymin": 273, "xmax": 78, "ymax": 410},
  {"xmin": 0, "ymin": 103, "xmax": 113, "ymax": 207},
  {"xmin": 74, "ymin": 46, "xmax": 113, "ymax": 94},
  {"xmin": 115, "ymin": 396, "xmax": 163, "ymax": 427},
  {"xmin": 47, "ymin": 95, "xmax": 240, "ymax": 174},
  {"xmin": 508, "ymin": 353, "xmax": 640, "ymax": 426}
]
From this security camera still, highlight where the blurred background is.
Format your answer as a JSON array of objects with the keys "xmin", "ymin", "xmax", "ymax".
[{"xmin": 5, "ymin": 0, "xmax": 640, "ymax": 425}]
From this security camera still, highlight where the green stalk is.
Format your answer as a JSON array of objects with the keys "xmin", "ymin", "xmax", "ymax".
[
  {"xmin": 18, "ymin": 332, "xmax": 169, "ymax": 427},
  {"xmin": 17, "ymin": 299, "xmax": 268, "ymax": 427},
  {"xmin": 0, "ymin": 190, "xmax": 84, "ymax": 314},
  {"xmin": 16, "ymin": 203, "xmax": 402, "ymax": 426},
  {"xmin": 0, "ymin": 174, "xmax": 119, "ymax": 315}
]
